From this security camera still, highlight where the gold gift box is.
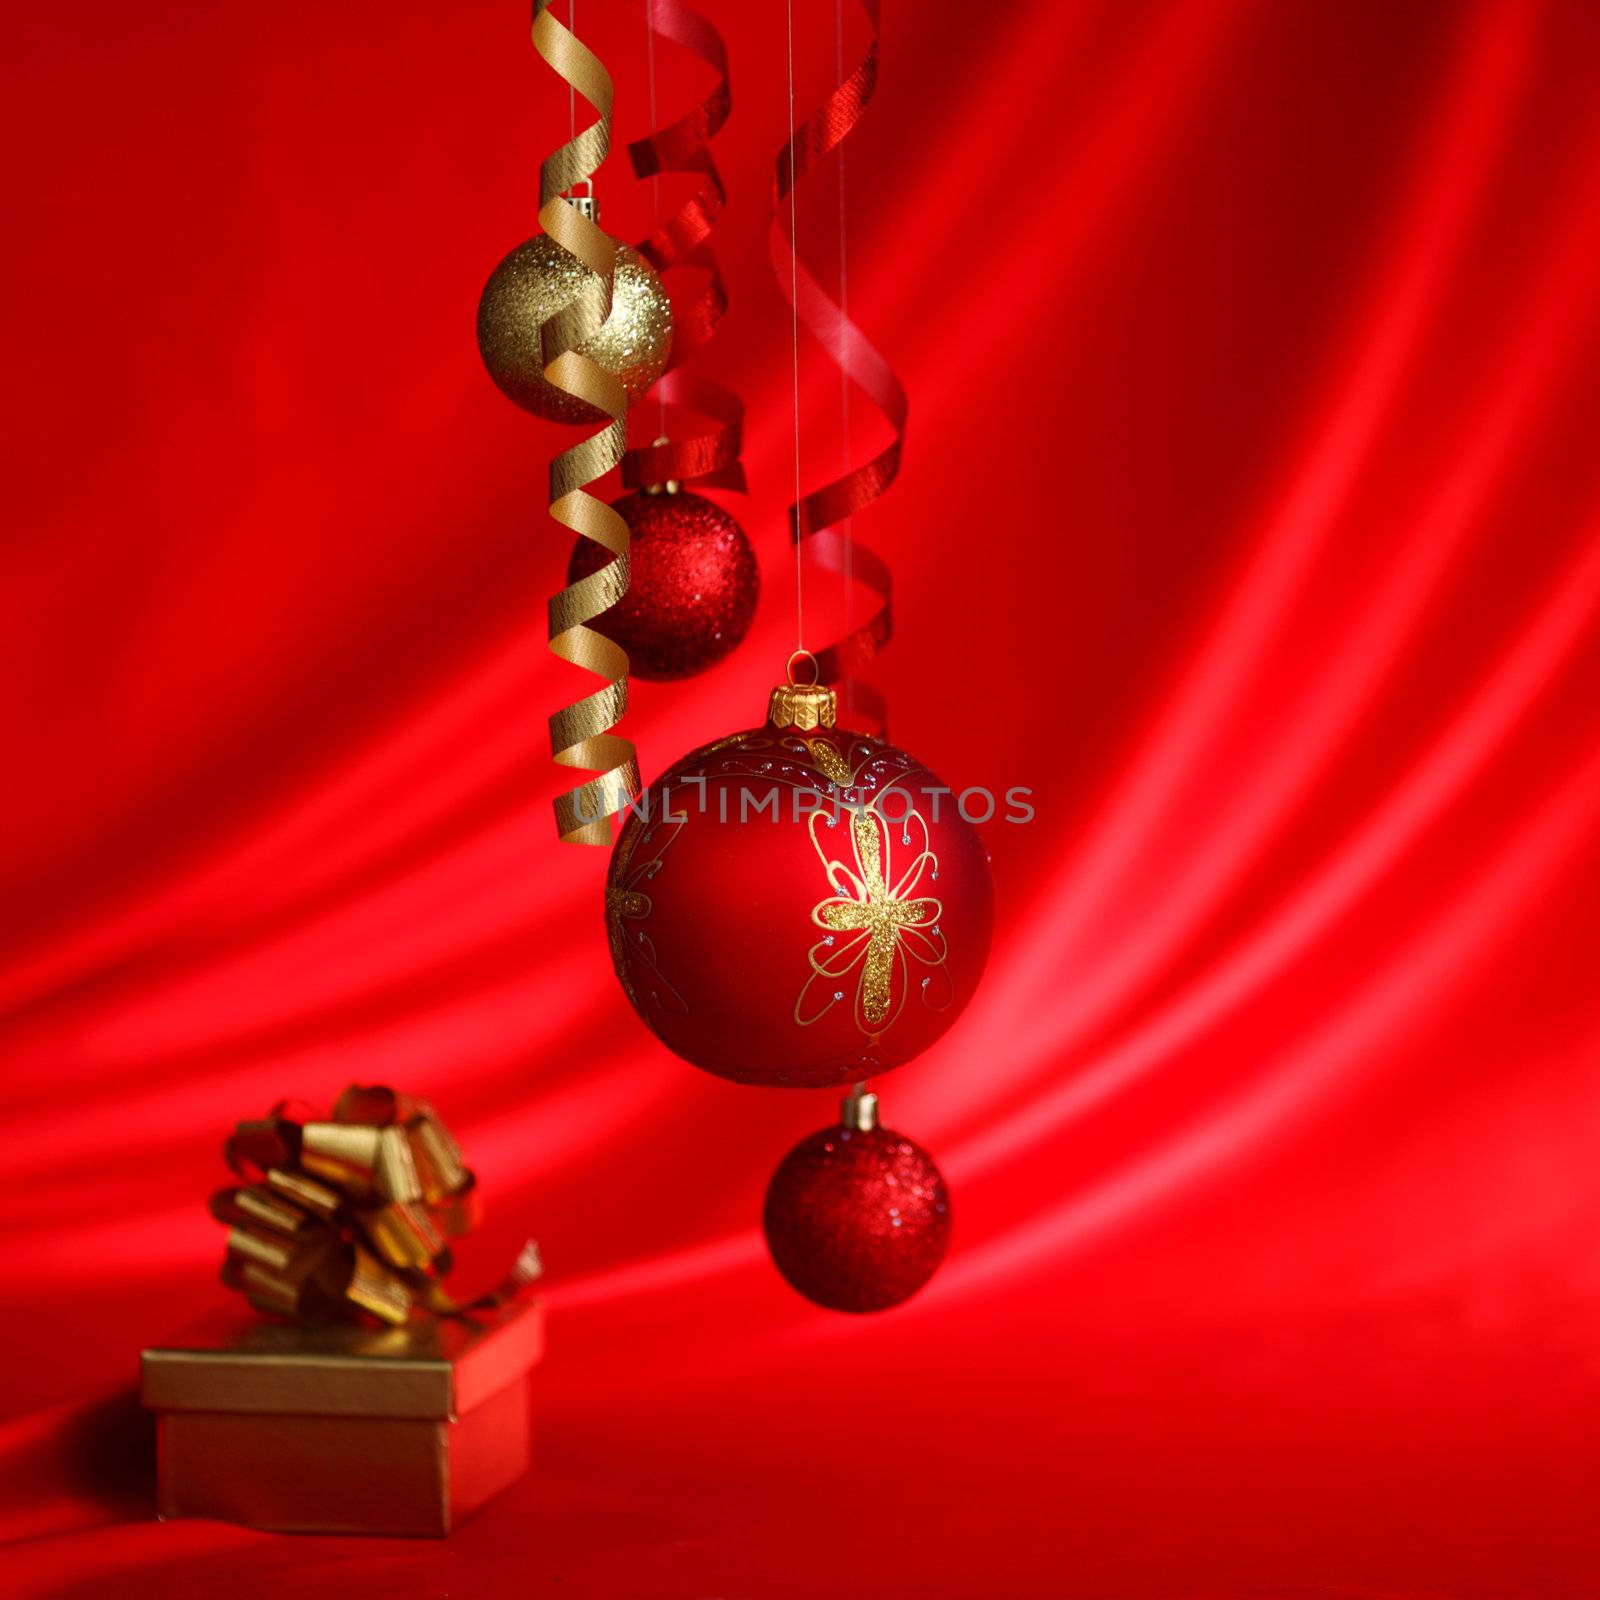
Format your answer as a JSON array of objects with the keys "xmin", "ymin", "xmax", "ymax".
[{"xmin": 140, "ymin": 1297, "xmax": 543, "ymax": 1536}]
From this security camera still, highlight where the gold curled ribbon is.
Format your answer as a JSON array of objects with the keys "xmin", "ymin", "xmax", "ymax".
[
  {"xmin": 211, "ymin": 1084, "xmax": 542, "ymax": 1326},
  {"xmin": 532, "ymin": 0, "xmax": 640, "ymax": 845}
]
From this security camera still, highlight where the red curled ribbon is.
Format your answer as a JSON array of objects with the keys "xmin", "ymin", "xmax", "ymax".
[
  {"xmin": 621, "ymin": 0, "xmax": 745, "ymax": 495},
  {"xmin": 772, "ymin": 0, "xmax": 904, "ymax": 732}
]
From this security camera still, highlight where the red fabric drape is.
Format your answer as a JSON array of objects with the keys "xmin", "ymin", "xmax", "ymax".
[{"xmin": 4, "ymin": 1, "xmax": 1600, "ymax": 1594}]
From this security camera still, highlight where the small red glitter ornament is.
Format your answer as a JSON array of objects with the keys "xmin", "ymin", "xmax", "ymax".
[
  {"xmin": 763, "ymin": 1090, "xmax": 950, "ymax": 1312},
  {"xmin": 568, "ymin": 487, "xmax": 758, "ymax": 681},
  {"xmin": 603, "ymin": 661, "xmax": 993, "ymax": 1088}
]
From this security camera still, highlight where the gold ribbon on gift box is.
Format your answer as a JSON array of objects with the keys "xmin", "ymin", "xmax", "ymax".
[{"xmin": 211, "ymin": 1085, "xmax": 540, "ymax": 1326}]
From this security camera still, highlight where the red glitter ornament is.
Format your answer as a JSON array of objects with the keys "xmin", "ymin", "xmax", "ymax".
[
  {"xmin": 763, "ymin": 1091, "xmax": 950, "ymax": 1312},
  {"xmin": 568, "ymin": 488, "xmax": 758, "ymax": 681},
  {"xmin": 604, "ymin": 664, "xmax": 993, "ymax": 1088}
]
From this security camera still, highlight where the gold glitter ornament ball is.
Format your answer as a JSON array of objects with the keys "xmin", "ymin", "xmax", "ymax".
[{"xmin": 476, "ymin": 235, "xmax": 673, "ymax": 426}]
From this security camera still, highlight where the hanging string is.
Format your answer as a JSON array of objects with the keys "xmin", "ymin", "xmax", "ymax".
[
  {"xmin": 644, "ymin": 0, "xmax": 667, "ymax": 443},
  {"xmin": 785, "ymin": 0, "xmax": 806, "ymax": 652},
  {"xmin": 643, "ymin": 0, "xmax": 658, "ymax": 213},
  {"xmin": 770, "ymin": 0, "xmax": 903, "ymax": 731},
  {"xmin": 835, "ymin": 0, "xmax": 853, "ymax": 719}
]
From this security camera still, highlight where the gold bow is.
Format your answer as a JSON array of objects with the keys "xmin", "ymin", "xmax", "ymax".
[{"xmin": 211, "ymin": 1084, "xmax": 540, "ymax": 1326}]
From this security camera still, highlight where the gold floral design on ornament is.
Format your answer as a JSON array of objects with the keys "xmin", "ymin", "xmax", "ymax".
[
  {"xmin": 606, "ymin": 812, "xmax": 687, "ymax": 1016},
  {"xmin": 796, "ymin": 742, "xmax": 952, "ymax": 1037}
]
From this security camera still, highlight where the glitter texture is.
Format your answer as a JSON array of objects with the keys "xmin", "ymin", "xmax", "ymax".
[
  {"xmin": 476, "ymin": 236, "xmax": 673, "ymax": 426},
  {"xmin": 567, "ymin": 489, "xmax": 758, "ymax": 680},
  {"xmin": 762, "ymin": 1120, "xmax": 951, "ymax": 1312}
]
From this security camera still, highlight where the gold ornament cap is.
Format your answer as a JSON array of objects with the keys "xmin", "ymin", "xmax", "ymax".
[
  {"xmin": 643, "ymin": 435, "xmax": 681, "ymax": 497},
  {"xmin": 841, "ymin": 1089, "xmax": 879, "ymax": 1132},
  {"xmin": 768, "ymin": 650, "xmax": 836, "ymax": 731},
  {"xmin": 564, "ymin": 180, "xmax": 599, "ymax": 223}
]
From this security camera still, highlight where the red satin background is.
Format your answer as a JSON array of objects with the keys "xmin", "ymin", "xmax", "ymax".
[{"xmin": 4, "ymin": 1, "xmax": 1600, "ymax": 1595}]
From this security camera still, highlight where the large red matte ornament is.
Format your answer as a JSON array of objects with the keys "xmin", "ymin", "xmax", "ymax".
[
  {"xmin": 567, "ymin": 488, "xmax": 758, "ymax": 681},
  {"xmin": 604, "ymin": 672, "xmax": 993, "ymax": 1088},
  {"xmin": 763, "ymin": 1092, "xmax": 950, "ymax": 1313}
]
